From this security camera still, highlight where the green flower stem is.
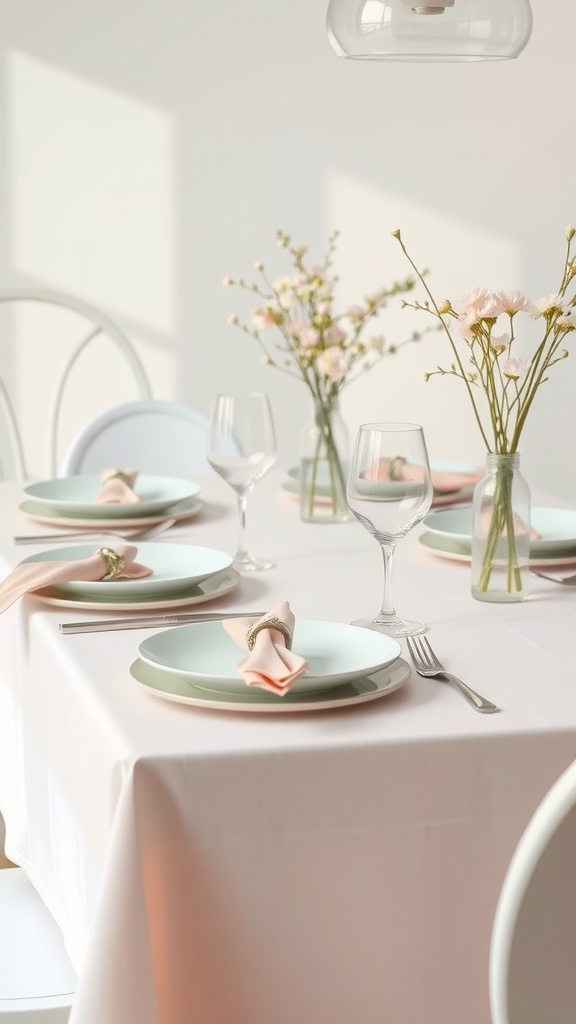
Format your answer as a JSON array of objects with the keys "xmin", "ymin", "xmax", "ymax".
[
  {"xmin": 304, "ymin": 398, "xmax": 348, "ymax": 519},
  {"xmin": 476, "ymin": 459, "xmax": 523, "ymax": 594}
]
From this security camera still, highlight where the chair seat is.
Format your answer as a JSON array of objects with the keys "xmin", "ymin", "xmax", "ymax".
[{"xmin": 0, "ymin": 868, "xmax": 75, "ymax": 1021}]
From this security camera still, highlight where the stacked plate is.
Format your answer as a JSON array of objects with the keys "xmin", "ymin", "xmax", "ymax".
[
  {"xmin": 20, "ymin": 474, "xmax": 204, "ymax": 530},
  {"xmin": 420, "ymin": 506, "xmax": 576, "ymax": 566},
  {"xmin": 131, "ymin": 620, "xmax": 411, "ymax": 713},
  {"xmin": 282, "ymin": 460, "xmax": 480, "ymax": 508},
  {"xmin": 23, "ymin": 542, "xmax": 240, "ymax": 612}
]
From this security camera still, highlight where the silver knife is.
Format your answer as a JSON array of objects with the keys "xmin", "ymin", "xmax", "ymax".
[{"xmin": 59, "ymin": 611, "xmax": 266, "ymax": 635}]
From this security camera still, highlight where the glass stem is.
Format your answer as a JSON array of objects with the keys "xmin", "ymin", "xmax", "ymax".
[
  {"xmin": 236, "ymin": 492, "xmax": 249, "ymax": 559},
  {"xmin": 377, "ymin": 542, "xmax": 397, "ymax": 620}
]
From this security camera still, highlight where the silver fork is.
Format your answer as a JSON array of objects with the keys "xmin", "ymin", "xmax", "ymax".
[
  {"xmin": 13, "ymin": 517, "xmax": 178, "ymax": 545},
  {"xmin": 531, "ymin": 570, "xmax": 576, "ymax": 586},
  {"xmin": 406, "ymin": 635, "xmax": 500, "ymax": 713}
]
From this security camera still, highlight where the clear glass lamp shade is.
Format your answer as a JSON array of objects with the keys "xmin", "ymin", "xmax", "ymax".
[{"xmin": 326, "ymin": 0, "xmax": 533, "ymax": 61}]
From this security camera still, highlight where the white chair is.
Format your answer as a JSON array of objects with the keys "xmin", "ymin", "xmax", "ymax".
[
  {"xmin": 0, "ymin": 287, "xmax": 152, "ymax": 480},
  {"xmin": 60, "ymin": 398, "xmax": 211, "ymax": 478},
  {"xmin": 490, "ymin": 758, "xmax": 576, "ymax": 1024},
  {"xmin": 0, "ymin": 867, "xmax": 76, "ymax": 1021}
]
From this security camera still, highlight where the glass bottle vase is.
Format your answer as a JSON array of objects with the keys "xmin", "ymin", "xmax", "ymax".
[
  {"xmin": 299, "ymin": 397, "xmax": 352, "ymax": 523},
  {"xmin": 471, "ymin": 452, "xmax": 530, "ymax": 603}
]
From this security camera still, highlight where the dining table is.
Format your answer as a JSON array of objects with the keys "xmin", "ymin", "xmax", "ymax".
[{"xmin": 1, "ymin": 469, "xmax": 576, "ymax": 1024}]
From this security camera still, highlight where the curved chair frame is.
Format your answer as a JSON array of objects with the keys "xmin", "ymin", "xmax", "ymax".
[
  {"xmin": 489, "ymin": 757, "xmax": 576, "ymax": 1024},
  {"xmin": 60, "ymin": 398, "xmax": 211, "ymax": 478},
  {"xmin": 0, "ymin": 288, "xmax": 152, "ymax": 480}
]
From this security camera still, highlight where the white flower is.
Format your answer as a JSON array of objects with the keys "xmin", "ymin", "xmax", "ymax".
[
  {"xmin": 503, "ymin": 357, "xmax": 528, "ymax": 380},
  {"xmin": 453, "ymin": 288, "xmax": 501, "ymax": 320},
  {"xmin": 254, "ymin": 261, "xmax": 264, "ymax": 271},
  {"xmin": 346, "ymin": 304, "xmax": 367, "ymax": 323},
  {"xmin": 531, "ymin": 294, "xmax": 565, "ymax": 317},
  {"xmin": 316, "ymin": 346, "xmax": 348, "ymax": 381},
  {"xmin": 222, "ymin": 276, "xmax": 233, "ymax": 287},
  {"xmin": 252, "ymin": 308, "xmax": 278, "ymax": 329},
  {"xmin": 227, "ymin": 313, "xmax": 238, "ymax": 325}
]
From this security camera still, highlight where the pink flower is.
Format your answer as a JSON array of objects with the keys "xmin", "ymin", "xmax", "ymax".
[
  {"xmin": 346, "ymin": 304, "xmax": 367, "ymax": 323},
  {"xmin": 325, "ymin": 325, "xmax": 347, "ymax": 346},
  {"xmin": 493, "ymin": 290, "xmax": 532, "ymax": 315},
  {"xmin": 252, "ymin": 308, "xmax": 280, "ymax": 329},
  {"xmin": 503, "ymin": 357, "xmax": 528, "ymax": 380},
  {"xmin": 299, "ymin": 327, "xmax": 320, "ymax": 348},
  {"xmin": 453, "ymin": 288, "xmax": 501, "ymax": 320},
  {"xmin": 286, "ymin": 319, "xmax": 306, "ymax": 337},
  {"xmin": 490, "ymin": 332, "xmax": 509, "ymax": 355},
  {"xmin": 316, "ymin": 346, "xmax": 348, "ymax": 381}
]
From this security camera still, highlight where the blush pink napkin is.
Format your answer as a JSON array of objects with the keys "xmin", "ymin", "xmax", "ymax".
[
  {"xmin": 95, "ymin": 468, "xmax": 141, "ymax": 505},
  {"xmin": 0, "ymin": 544, "xmax": 152, "ymax": 614},
  {"xmin": 223, "ymin": 601, "xmax": 309, "ymax": 696},
  {"xmin": 362, "ymin": 457, "xmax": 481, "ymax": 494}
]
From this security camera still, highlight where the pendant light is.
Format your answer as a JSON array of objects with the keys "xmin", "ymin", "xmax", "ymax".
[{"xmin": 326, "ymin": 0, "xmax": 533, "ymax": 61}]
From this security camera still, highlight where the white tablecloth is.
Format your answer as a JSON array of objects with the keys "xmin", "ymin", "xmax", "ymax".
[{"xmin": 1, "ymin": 474, "xmax": 576, "ymax": 1024}]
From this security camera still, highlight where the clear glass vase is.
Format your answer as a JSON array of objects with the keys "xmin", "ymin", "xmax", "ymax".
[
  {"xmin": 299, "ymin": 397, "xmax": 352, "ymax": 523},
  {"xmin": 471, "ymin": 452, "xmax": 530, "ymax": 603}
]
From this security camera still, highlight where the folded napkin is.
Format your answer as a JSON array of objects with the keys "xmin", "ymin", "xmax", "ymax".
[
  {"xmin": 0, "ymin": 544, "xmax": 152, "ymax": 614},
  {"xmin": 362, "ymin": 457, "xmax": 481, "ymax": 494},
  {"xmin": 223, "ymin": 601, "xmax": 309, "ymax": 696},
  {"xmin": 95, "ymin": 468, "xmax": 141, "ymax": 505}
]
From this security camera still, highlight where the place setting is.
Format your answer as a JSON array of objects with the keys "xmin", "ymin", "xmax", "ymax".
[
  {"xmin": 419, "ymin": 505, "xmax": 576, "ymax": 567},
  {"xmin": 0, "ymin": 539, "xmax": 242, "ymax": 615},
  {"xmin": 16, "ymin": 468, "xmax": 205, "ymax": 536},
  {"xmin": 128, "ymin": 600, "xmax": 411, "ymax": 714}
]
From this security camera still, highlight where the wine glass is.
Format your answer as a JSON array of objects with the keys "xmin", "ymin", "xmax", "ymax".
[
  {"xmin": 207, "ymin": 392, "xmax": 277, "ymax": 572},
  {"xmin": 347, "ymin": 422, "xmax": 433, "ymax": 636}
]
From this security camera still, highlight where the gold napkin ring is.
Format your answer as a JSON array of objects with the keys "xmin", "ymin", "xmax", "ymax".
[
  {"xmin": 97, "ymin": 547, "xmax": 125, "ymax": 579},
  {"xmin": 389, "ymin": 456, "xmax": 407, "ymax": 481},
  {"xmin": 246, "ymin": 616, "xmax": 293, "ymax": 651}
]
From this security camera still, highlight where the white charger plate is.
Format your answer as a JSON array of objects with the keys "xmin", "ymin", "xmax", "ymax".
[
  {"xmin": 130, "ymin": 657, "xmax": 410, "ymax": 713},
  {"xmin": 21, "ymin": 542, "xmax": 233, "ymax": 598},
  {"xmin": 28, "ymin": 567, "xmax": 241, "ymax": 611},
  {"xmin": 24, "ymin": 475, "xmax": 201, "ymax": 518},
  {"xmin": 423, "ymin": 506, "xmax": 576, "ymax": 555},
  {"xmin": 138, "ymin": 619, "xmax": 402, "ymax": 695},
  {"xmin": 419, "ymin": 531, "xmax": 576, "ymax": 567},
  {"xmin": 18, "ymin": 496, "xmax": 203, "ymax": 530}
]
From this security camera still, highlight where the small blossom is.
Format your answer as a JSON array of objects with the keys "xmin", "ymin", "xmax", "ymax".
[
  {"xmin": 490, "ymin": 332, "xmax": 509, "ymax": 355},
  {"xmin": 227, "ymin": 313, "xmax": 238, "ymax": 325},
  {"xmin": 299, "ymin": 327, "xmax": 320, "ymax": 348},
  {"xmin": 503, "ymin": 357, "xmax": 528, "ymax": 380},
  {"xmin": 222, "ymin": 276, "xmax": 233, "ymax": 287},
  {"xmin": 254, "ymin": 261, "xmax": 264, "ymax": 271},
  {"xmin": 252, "ymin": 308, "xmax": 280, "ymax": 329},
  {"xmin": 437, "ymin": 300, "xmax": 452, "ymax": 315},
  {"xmin": 346, "ymin": 304, "xmax": 367, "ymax": 323},
  {"xmin": 567, "ymin": 225, "xmax": 575, "ymax": 241},
  {"xmin": 325, "ymin": 325, "xmax": 347, "ymax": 346},
  {"xmin": 316, "ymin": 346, "xmax": 348, "ymax": 381},
  {"xmin": 493, "ymin": 291, "xmax": 532, "ymax": 315},
  {"xmin": 368, "ymin": 335, "xmax": 385, "ymax": 353},
  {"xmin": 531, "ymin": 294, "xmax": 565, "ymax": 317}
]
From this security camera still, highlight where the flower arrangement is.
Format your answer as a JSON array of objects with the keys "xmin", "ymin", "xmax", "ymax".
[
  {"xmin": 392, "ymin": 225, "xmax": 576, "ymax": 597},
  {"xmin": 223, "ymin": 229, "xmax": 426, "ymax": 519}
]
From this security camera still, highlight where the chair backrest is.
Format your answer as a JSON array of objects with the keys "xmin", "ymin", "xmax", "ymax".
[
  {"xmin": 0, "ymin": 867, "xmax": 75, "ymax": 1021},
  {"xmin": 60, "ymin": 399, "xmax": 211, "ymax": 478},
  {"xmin": 489, "ymin": 758, "xmax": 576, "ymax": 1024},
  {"xmin": 0, "ymin": 288, "xmax": 152, "ymax": 480}
]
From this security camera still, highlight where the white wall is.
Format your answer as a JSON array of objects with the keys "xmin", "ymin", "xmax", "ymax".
[{"xmin": 0, "ymin": 0, "xmax": 574, "ymax": 499}]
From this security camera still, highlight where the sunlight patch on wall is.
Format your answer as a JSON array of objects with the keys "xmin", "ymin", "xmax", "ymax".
[
  {"xmin": 323, "ymin": 170, "xmax": 519, "ymax": 465},
  {"xmin": 7, "ymin": 51, "xmax": 175, "ymax": 335}
]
